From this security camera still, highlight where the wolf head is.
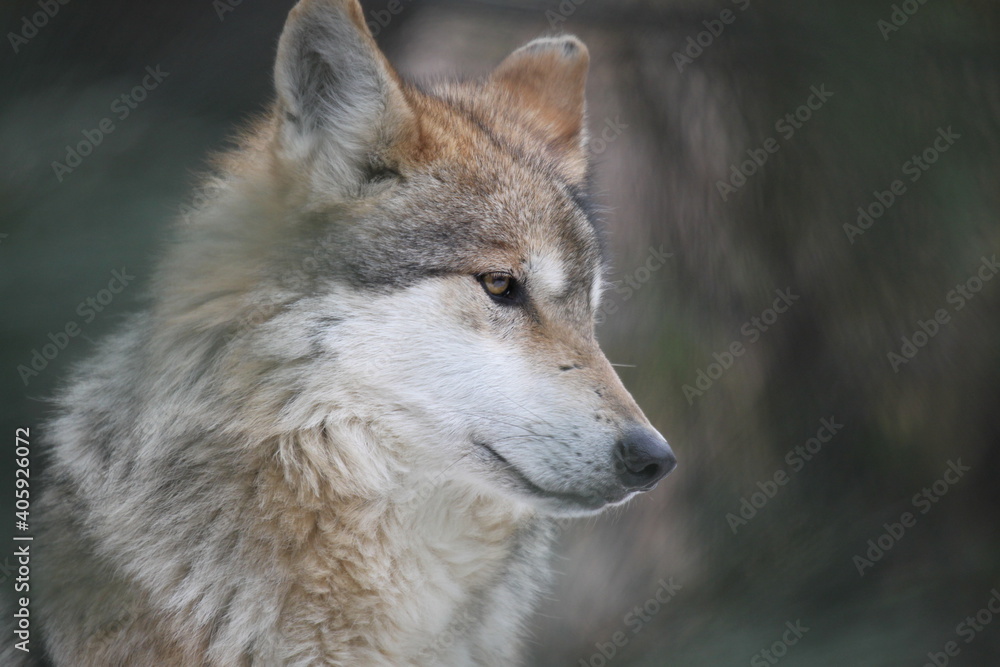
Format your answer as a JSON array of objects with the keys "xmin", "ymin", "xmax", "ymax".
[{"xmin": 160, "ymin": 0, "xmax": 675, "ymax": 518}]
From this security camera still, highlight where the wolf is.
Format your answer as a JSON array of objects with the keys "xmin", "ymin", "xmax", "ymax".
[{"xmin": 6, "ymin": 0, "xmax": 676, "ymax": 664}]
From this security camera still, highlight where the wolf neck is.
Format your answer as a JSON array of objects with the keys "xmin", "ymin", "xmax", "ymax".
[{"xmin": 259, "ymin": 433, "xmax": 541, "ymax": 662}]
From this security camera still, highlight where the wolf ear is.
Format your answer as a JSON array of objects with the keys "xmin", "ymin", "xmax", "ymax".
[
  {"xmin": 273, "ymin": 0, "xmax": 414, "ymax": 194},
  {"xmin": 490, "ymin": 36, "xmax": 590, "ymax": 181}
]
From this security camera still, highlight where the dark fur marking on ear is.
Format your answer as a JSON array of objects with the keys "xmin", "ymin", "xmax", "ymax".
[{"xmin": 521, "ymin": 37, "xmax": 580, "ymax": 57}]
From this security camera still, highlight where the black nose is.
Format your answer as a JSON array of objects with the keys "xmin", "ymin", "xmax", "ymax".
[{"xmin": 614, "ymin": 427, "xmax": 677, "ymax": 490}]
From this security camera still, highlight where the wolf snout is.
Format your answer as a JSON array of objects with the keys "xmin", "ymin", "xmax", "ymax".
[{"xmin": 614, "ymin": 427, "xmax": 677, "ymax": 491}]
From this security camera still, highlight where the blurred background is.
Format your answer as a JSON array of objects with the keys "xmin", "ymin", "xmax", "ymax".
[{"xmin": 2, "ymin": 0, "xmax": 999, "ymax": 664}]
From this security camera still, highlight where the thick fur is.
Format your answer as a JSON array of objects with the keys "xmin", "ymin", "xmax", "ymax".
[{"xmin": 5, "ymin": 1, "xmax": 673, "ymax": 664}]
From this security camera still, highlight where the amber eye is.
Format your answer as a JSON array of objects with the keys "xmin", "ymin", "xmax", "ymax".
[{"xmin": 479, "ymin": 272, "xmax": 515, "ymax": 299}]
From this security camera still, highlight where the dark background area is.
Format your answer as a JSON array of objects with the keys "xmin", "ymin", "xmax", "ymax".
[{"xmin": 2, "ymin": 0, "xmax": 999, "ymax": 664}]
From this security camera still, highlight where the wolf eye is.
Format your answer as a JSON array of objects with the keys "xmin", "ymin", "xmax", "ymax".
[{"xmin": 478, "ymin": 272, "xmax": 516, "ymax": 300}]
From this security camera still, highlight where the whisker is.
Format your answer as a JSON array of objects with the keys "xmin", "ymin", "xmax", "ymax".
[
  {"xmin": 447, "ymin": 409, "xmax": 544, "ymax": 437},
  {"xmin": 487, "ymin": 434, "xmax": 554, "ymax": 446},
  {"xmin": 494, "ymin": 392, "xmax": 551, "ymax": 428},
  {"xmin": 440, "ymin": 451, "xmax": 472, "ymax": 474}
]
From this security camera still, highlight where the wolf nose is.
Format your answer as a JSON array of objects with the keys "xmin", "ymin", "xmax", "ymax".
[{"xmin": 614, "ymin": 427, "xmax": 677, "ymax": 490}]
